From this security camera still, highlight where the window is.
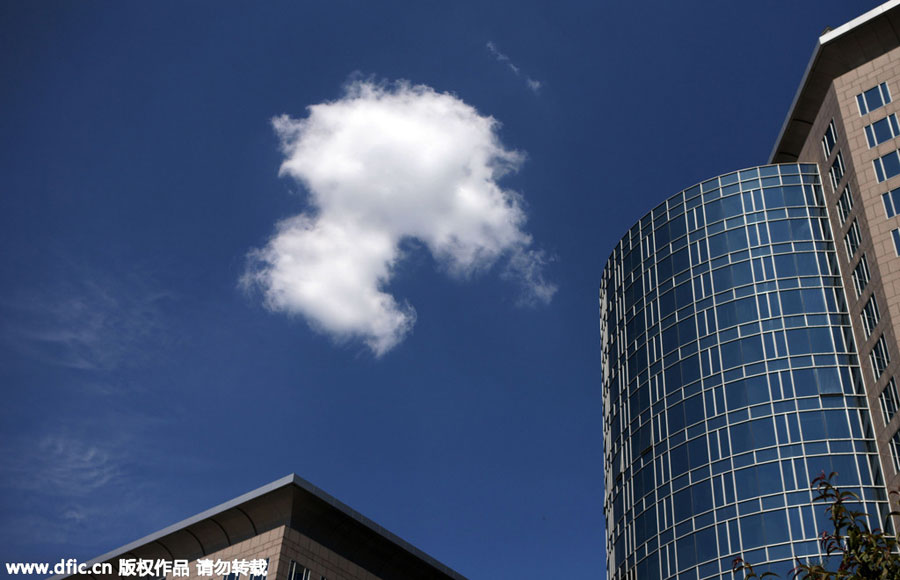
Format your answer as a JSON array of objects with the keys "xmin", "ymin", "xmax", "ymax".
[
  {"xmin": 882, "ymin": 187, "xmax": 900, "ymax": 217},
  {"xmin": 891, "ymin": 429, "xmax": 900, "ymax": 472},
  {"xmin": 844, "ymin": 219, "xmax": 861, "ymax": 259},
  {"xmin": 838, "ymin": 186, "xmax": 854, "ymax": 224},
  {"xmin": 829, "ymin": 151, "xmax": 845, "ymax": 189},
  {"xmin": 249, "ymin": 560, "xmax": 269, "ymax": 580},
  {"xmin": 288, "ymin": 562, "xmax": 311, "ymax": 580},
  {"xmin": 862, "ymin": 295, "xmax": 881, "ymax": 337},
  {"xmin": 866, "ymin": 113, "xmax": 900, "ymax": 147},
  {"xmin": 871, "ymin": 334, "xmax": 891, "ymax": 379},
  {"xmin": 822, "ymin": 120, "xmax": 837, "ymax": 157},
  {"xmin": 881, "ymin": 378, "xmax": 899, "ymax": 425},
  {"xmin": 873, "ymin": 150, "xmax": 900, "ymax": 182},
  {"xmin": 853, "ymin": 254, "xmax": 871, "ymax": 296},
  {"xmin": 857, "ymin": 82, "xmax": 892, "ymax": 115},
  {"xmin": 227, "ymin": 559, "xmax": 268, "ymax": 580},
  {"xmin": 894, "ymin": 229, "xmax": 900, "ymax": 257}
]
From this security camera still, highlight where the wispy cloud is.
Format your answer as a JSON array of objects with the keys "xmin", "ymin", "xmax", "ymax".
[
  {"xmin": 0, "ymin": 430, "xmax": 125, "ymax": 547},
  {"xmin": 243, "ymin": 79, "xmax": 555, "ymax": 356},
  {"xmin": 0, "ymin": 262, "xmax": 173, "ymax": 373},
  {"xmin": 2, "ymin": 435, "xmax": 124, "ymax": 497},
  {"xmin": 0, "ymin": 259, "xmax": 188, "ymax": 554},
  {"xmin": 0, "ymin": 431, "xmax": 141, "ymax": 557},
  {"xmin": 0, "ymin": 415, "xmax": 172, "ymax": 549},
  {"xmin": 486, "ymin": 41, "xmax": 543, "ymax": 94}
]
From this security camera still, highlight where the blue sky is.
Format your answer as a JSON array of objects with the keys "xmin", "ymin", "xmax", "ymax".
[{"xmin": 0, "ymin": 1, "xmax": 883, "ymax": 578}]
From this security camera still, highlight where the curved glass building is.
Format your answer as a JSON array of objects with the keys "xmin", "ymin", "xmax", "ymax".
[{"xmin": 599, "ymin": 164, "xmax": 890, "ymax": 579}]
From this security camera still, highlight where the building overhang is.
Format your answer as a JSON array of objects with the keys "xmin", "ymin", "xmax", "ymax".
[
  {"xmin": 52, "ymin": 474, "xmax": 467, "ymax": 580},
  {"xmin": 770, "ymin": 0, "xmax": 900, "ymax": 163}
]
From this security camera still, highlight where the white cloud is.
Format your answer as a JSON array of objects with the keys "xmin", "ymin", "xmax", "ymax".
[
  {"xmin": 526, "ymin": 78, "xmax": 543, "ymax": 92},
  {"xmin": 486, "ymin": 42, "xmax": 543, "ymax": 94},
  {"xmin": 244, "ymin": 80, "xmax": 555, "ymax": 355}
]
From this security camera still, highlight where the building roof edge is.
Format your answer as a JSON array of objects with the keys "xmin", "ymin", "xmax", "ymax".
[
  {"xmin": 769, "ymin": 0, "xmax": 900, "ymax": 163},
  {"xmin": 767, "ymin": 37, "xmax": 824, "ymax": 164},
  {"xmin": 50, "ymin": 474, "xmax": 467, "ymax": 580}
]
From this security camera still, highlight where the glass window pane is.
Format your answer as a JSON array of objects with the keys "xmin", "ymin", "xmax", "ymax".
[
  {"xmin": 751, "ymin": 417, "xmax": 776, "ymax": 448},
  {"xmin": 763, "ymin": 510, "xmax": 790, "ymax": 544},
  {"xmin": 674, "ymin": 487, "xmax": 692, "ymax": 522},
  {"xmin": 874, "ymin": 116, "xmax": 893, "ymax": 143},
  {"xmin": 800, "ymin": 411, "xmax": 827, "ymax": 440},
  {"xmin": 691, "ymin": 480, "xmax": 713, "ymax": 514},
  {"xmin": 865, "ymin": 85, "xmax": 885, "ymax": 111},
  {"xmin": 677, "ymin": 533, "xmax": 697, "ymax": 571},
  {"xmin": 730, "ymin": 422, "xmax": 753, "ymax": 454},
  {"xmin": 757, "ymin": 462, "xmax": 783, "ymax": 496},
  {"xmin": 736, "ymin": 465, "xmax": 760, "ymax": 500},
  {"xmin": 824, "ymin": 410, "xmax": 850, "ymax": 438},
  {"xmin": 740, "ymin": 513, "xmax": 765, "ymax": 549},
  {"xmin": 884, "ymin": 151, "xmax": 900, "ymax": 180}
]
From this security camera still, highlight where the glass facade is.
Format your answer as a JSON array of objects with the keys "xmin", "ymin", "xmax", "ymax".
[{"xmin": 600, "ymin": 164, "xmax": 889, "ymax": 579}]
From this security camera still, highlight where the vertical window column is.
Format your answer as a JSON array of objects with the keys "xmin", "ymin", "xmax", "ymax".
[
  {"xmin": 829, "ymin": 151, "xmax": 846, "ymax": 190},
  {"xmin": 822, "ymin": 120, "xmax": 837, "ymax": 157},
  {"xmin": 891, "ymin": 430, "xmax": 900, "ymax": 473},
  {"xmin": 838, "ymin": 186, "xmax": 854, "ymax": 224},
  {"xmin": 862, "ymin": 295, "xmax": 881, "ymax": 337},
  {"xmin": 870, "ymin": 335, "xmax": 891, "ymax": 380},
  {"xmin": 881, "ymin": 377, "xmax": 899, "ymax": 425},
  {"xmin": 852, "ymin": 254, "xmax": 871, "ymax": 296},
  {"xmin": 844, "ymin": 220, "xmax": 861, "ymax": 260}
]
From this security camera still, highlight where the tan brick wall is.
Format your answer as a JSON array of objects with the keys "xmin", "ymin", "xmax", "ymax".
[
  {"xmin": 84, "ymin": 526, "xmax": 284, "ymax": 580},
  {"xmin": 84, "ymin": 525, "xmax": 390, "ymax": 580},
  {"xmin": 796, "ymin": 45, "xmax": 900, "ymax": 498},
  {"xmin": 189, "ymin": 526, "xmax": 284, "ymax": 580}
]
